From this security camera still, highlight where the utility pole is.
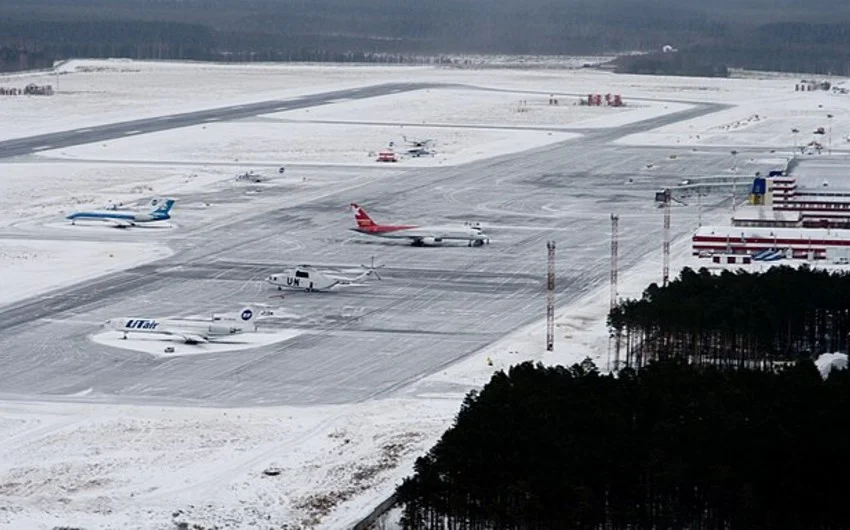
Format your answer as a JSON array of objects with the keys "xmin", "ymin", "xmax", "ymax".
[
  {"xmin": 697, "ymin": 183, "xmax": 702, "ymax": 226},
  {"xmin": 662, "ymin": 189, "xmax": 671, "ymax": 287},
  {"xmin": 730, "ymin": 149, "xmax": 738, "ymax": 212},
  {"xmin": 546, "ymin": 241, "xmax": 555, "ymax": 352},
  {"xmin": 828, "ymin": 113, "xmax": 834, "ymax": 156}
]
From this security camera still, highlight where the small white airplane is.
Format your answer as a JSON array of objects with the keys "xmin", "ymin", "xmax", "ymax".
[
  {"xmin": 104, "ymin": 306, "xmax": 257, "ymax": 344},
  {"xmin": 349, "ymin": 203, "xmax": 489, "ymax": 247},
  {"xmin": 67, "ymin": 198, "xmax": 175, "ymax": 228},
  {"xmin": 266, "ymin": 260, "xmax": 383, "ymax": 292},
  {"xmin": 402, "ymin": 136, "xmax": 436, "ymax": 157}
]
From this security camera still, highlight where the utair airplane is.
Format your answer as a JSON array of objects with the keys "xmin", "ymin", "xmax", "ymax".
[
  {"xmin": 66, "ymin": 198, "xmax": 175, "ymax": 228},
  {"xmin": 104, "ymin": 306, "xmax": 257, "ymax": 344},
  {"xmin": 349, "ymin": 203, "xmax": 489, "ymax": 247},
  {"xmin": 266, "ymin": 259, "xmax": 384, "ymax": 292}
]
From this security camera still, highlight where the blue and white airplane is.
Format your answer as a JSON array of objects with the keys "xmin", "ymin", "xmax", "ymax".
[
  {"xmin": 66, "ymin": 198, "xmax": 175, "ymax": 228},
  {"xmin": 104, "ymin": 306, "xmax": 257, "ymax": 344}
]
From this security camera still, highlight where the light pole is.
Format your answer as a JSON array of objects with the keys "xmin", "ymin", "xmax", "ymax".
[
  {"xmin": 697, "ymin": 183, "xmax": 702, "ymax": 226},
  {"xmin": 792, "ymin": 127, "xmax": 799, "ymax": 155},
  {"xmin": 827, "ymin": 114, "xmax": 834, "ymax": 155},
  {"xmin": 731, "ymin": 149, "xmax": 738, "ymax": 212}
]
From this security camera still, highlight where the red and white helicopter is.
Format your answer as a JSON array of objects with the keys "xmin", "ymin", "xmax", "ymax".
[{"xmin": 349, "ymin": 203, "xmax": 489, "ymax": 247}]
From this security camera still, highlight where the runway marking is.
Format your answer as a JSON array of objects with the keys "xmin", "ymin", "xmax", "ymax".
[
  {"xmin": 203, "ymin": 118, "xmax": 220, "ymax": 122},
  {"xmin": 274, "ymin": 106, "xmax": 288, "ymax": 111},
  {"xmin": 74, "ymin": 128, "xmax": 92, "ymax": 134},
  {"xmin": 123, "ymin": 130, "xmax": 142, "ymax": 135},
  {"xmin": 32, "ymin": 145, "xmax": 53, "ymax": 151}
]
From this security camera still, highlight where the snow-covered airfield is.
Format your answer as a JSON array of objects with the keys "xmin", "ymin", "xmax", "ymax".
[{"xmin": 1, "ymin": 59, "xmax": 848, "ymax": 529}]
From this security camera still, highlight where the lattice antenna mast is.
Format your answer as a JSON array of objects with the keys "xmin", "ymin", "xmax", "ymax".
[
  {"xmin": 663, "ymin": 189, "xmax": 671, "ymax": 287},
  {"xmin": 610, "ymin": 214, "xmax": 622, "ymax": 372},
  {"xmin": 546, "ymin": 241, "xmax": 556, "ymax": 352},
  {"xmin": 610, "ymin": 214, "xmax": 619, "ymax": 310}
]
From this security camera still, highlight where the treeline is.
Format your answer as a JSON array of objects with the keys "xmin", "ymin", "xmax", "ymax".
[
  {"xmin": 397, "ymin": 359, "xmax": 850, "ymax": 529},
  {"xmin": 615, "ymin": 51, "xmax": 730, "ymax": 77},
  {"xmin": 1, "ymin": 0, "xmax": 849, "ymax": 75},
  {"xmin": 609, "ymin": 266, "xmax": 850, "ymax": 369},
  {"xmin": 0, "ymin": 46, "xmax": 53, "ymax": 72}
]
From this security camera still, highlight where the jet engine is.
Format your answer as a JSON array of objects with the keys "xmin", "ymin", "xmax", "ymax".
[
  {"xmin": 419, "ymin": 237, "xmax": 443, "ymax": 246},
  {"xmin": 207, "ymin": 324, "xmax": 242, "ymax": 336}
]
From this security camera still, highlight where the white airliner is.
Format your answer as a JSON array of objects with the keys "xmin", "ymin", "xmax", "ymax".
[
  {"xmin": 266, "ymin": 262, "xmax": 383, "ymax": 292},
  {"xmin": 104, "ymin": 307, "xmax": 256, "ymax": 344},
  {"xmin": 67, "ymin": 198, "xmax": 175, "ymax": 228},
  {"xmin": 349, "ymin": 203, "xmax": 489, "ymax": 247}
]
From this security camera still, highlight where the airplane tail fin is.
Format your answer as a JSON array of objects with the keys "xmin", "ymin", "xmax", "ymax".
[
  {"xmin": 237, "ymin": 306, "xmax": 257, "ymax": 331},
  {"xmin": 351, "ymin": 203, "xmax": 376, "ymax": 229},
  {"xmin": 151, "ymin": 198, "xmax": 176, "ymax": 215}
]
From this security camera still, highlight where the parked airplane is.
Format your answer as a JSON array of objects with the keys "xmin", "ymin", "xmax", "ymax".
[
  {"xmin": 402, "ymin": 135, "xmax": 436, "ymax": 157},
  {"xmin": 67, "ymin": 198, "xmax": 175, "ymax": 228},
  {"xmin": 104, "ymin": 306, "xmax": 257, "ymax": 344},
  {"xmin": 349, "ymin": 203, "xmax": 489, "ymax": 247},
  {"xmin": 266, "ymin": 260, "xmax": 384, "ymax": 292}
]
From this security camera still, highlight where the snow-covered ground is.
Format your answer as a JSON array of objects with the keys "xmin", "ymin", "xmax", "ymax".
[
  {"xmin": 0, "ymin": 239, "xmax": 171, "ymax": 306},
  {"xmin": 618, "ymin": 90, "xmax": 850, "ymax": 150},
  {"xmin": 45, "ymin": 120, "xmax": 581, "ymax": 168},
  {"xmin": 1, "ymin": 58, "xmax": 813, "ymax": 142},
  {"xmin": 271, "ymin": 87, "xmax": 643, "ymax": 127},
  {"xmin": 2, "ymin": 59, "xmax": 849, "ymax": 529}
]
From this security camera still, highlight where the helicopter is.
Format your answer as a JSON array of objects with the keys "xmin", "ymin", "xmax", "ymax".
[{"xmin": 265, "ymin": 258, "xmax": 384, "ymax": 292}]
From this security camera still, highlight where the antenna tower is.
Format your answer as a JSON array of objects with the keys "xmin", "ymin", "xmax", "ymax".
[
  {"xmin": 610, "ymin": 214, "xmax": 621, "ymax": 371},
  {"xmin": 610, "ymin": 214, "xmax": 619, "ymax": 310},
  {"xmin": 663, "ymin": 189, "xmax": 671, "ymax": 287},
  {"xmin": 546, "ymin": 241, "xmax": 556, "ymax": 352}
]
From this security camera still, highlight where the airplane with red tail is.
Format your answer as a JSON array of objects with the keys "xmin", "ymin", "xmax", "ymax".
[{"xmin": 350, "ymin": 203, "xmax": 489, "ymax": 247}]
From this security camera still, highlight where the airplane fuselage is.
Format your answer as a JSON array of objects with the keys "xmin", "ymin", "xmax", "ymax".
[
  {"xmin": 106, "ymin": 317, "xmax": 246, "ymax": 343},
  {"xmin": 66, "ymin": 211, "xmax": 168, "ymax": 224},
  {"xmin": 67, "ymin": 198, "xmax": 175, "ymax": 227},
  {"xmin": 352, "ymin": 224, "xmax": 487, "ymax": 245},
  {"xmin": 349, "ymin": 202, "xmax": 489, "ymax": 246}
]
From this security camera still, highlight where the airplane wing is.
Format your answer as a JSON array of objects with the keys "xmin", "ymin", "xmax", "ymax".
[
  {"xmin": 107, "ymin": 218, "xmax": 135, "ymax": 228},
  {"xmin": 160, "ymin": 329, "xmax": 209, "ymax": 344}
]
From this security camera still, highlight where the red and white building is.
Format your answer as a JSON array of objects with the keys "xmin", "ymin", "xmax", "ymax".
[
  {"xmin": 693, "ymin": 225, "xmax": 850, "ymax": 260},
  {"xmin": 693, "ymin": 161, "xmax": 850, "ymax": 260}
]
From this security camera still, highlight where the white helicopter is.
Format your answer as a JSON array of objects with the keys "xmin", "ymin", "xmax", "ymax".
[{"xmin": 265, "ymin": 259, "xmax": 384, "ymax": 292}]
